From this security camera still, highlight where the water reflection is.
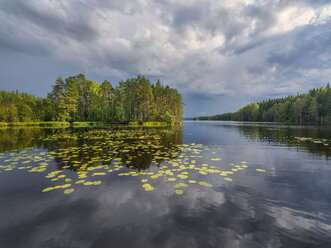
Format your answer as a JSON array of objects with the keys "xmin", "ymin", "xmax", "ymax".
[
  {"xmin": 1, "ymin": 122, "xmax": 331, "ymax": 248},
  {"xmin": 1, "ymin": 123, "xmax": 329, "ymax": 163},
  {"xmin": 0, "ymin": 128, "xmax": 50, "ymax": 153},
  {"xmin": 238, "ymin": 125, "xmax": 331, "ymax": 158},
  {"xmin": 0, "ymin": 126, "xmax": 183, "ymax": 171},
  {"xmin": 201, "ymin": 121, "xmax": 331, "ymax": 158}
]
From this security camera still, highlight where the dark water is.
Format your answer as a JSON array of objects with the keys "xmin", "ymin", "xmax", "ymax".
[{"xmin": 0, "ymin": 121, "xmax": 330, "ymax": 248}]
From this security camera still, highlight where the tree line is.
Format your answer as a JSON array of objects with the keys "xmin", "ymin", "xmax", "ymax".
[
  {"xmin": 0, "ymin": 74, "xmax": 183, "ymax": 124},
  {"xmin": 194, "ymin": 85, "xmax": 331, "ymax": 124}
]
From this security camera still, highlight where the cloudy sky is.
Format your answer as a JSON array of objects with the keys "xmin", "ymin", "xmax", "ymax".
[{"xmin": 0, "ymin": 0, "xmax": 331, "ymax": 117}]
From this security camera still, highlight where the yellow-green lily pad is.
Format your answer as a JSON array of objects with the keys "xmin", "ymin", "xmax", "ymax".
[
  {"xmin": 175, "ymin": 190, "xmax": 183, "ymax": 195},
  {"xmin": 199, "ymin": 182, "xmax": 213, "ymax": 187},
  {"xmin": 42, "ymin": 187, "xmax": 53, "ymax": 192},
  {"xmin": 64, "ymin": 188, "xmax": 75, "ymax": 194}
]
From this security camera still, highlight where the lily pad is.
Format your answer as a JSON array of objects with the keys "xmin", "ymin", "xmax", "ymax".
[
  {"xmin": 144, "ymin": 186, "xmax": 155, "ymax": 191},
  {"xmin": 173, "ymin": 183, "xmax": 188, "ymax": 188},
  {"xmin": 92, "ymin": 172, "xmax": 106, "ymax": 176},
  {"xmin": 42, "ymin": 187, "xmax": 53, "ymax": 192},
  {"xmin": 199, "ymin": 182, "xmax": 213, "ymax": 187},
  {"xmin": 175, "ymin": 190, "xmax": 183, "ymax": 195},
  {"xmin": 64, "ymin": 188, "xmax": 75, "ymax": 194}
]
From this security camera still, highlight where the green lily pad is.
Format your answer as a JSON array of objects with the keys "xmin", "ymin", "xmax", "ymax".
[
  {"xmin": 42, "ymin": 187, "xmax": 53, "ymax": 192},
  {"xmin": 173, "ymin": 183, "xmax": 188, "ymax": 188},
  {"xmin": 199, "ymin": 182, "xmax": 213, "ymax": 187},
  {"xmin": 64, "ymin": 188, "xmax": 75, "ymax": 194}
]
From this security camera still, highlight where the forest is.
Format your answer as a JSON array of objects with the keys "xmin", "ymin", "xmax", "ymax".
[
  {"xmin": 0, "ymin": 74, "xmax": 183, "ymax": 124},
  {"xmin": 194, "ymin": 85, "xmax": 331, "ymax": 124}
]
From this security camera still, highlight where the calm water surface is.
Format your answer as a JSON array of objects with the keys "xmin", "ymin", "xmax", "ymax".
[{"xmin": 0, "ymin": 121, "xmax": 330, "ymax": 248}]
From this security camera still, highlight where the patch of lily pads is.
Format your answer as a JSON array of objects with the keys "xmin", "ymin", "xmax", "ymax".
[
  {"xmin": 0, "ymin": 128, "xmax": 267, "ymax": 196},
  {"xmin": 294, "ymin": 137, "xmax": 330, "ymax": 147}
]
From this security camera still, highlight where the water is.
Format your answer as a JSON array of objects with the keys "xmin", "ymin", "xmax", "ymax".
[{"xmin": 0, "ymin": 121, "xmax": 330, "ymax": 248}]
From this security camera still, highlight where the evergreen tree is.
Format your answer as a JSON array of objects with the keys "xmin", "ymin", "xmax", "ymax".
[
  {"xmin": 0, "ymin": 74, "xmax": 183, "ymax": 124},
  {"xmin": 196, "ymin": 85, "xmax": 331, "ymax": 125}
]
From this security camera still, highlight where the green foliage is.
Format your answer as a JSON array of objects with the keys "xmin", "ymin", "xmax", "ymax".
[
  {"xmin": 195, "ymin": 85, "xmax": 331, "ymax": 125},
  {"xmin": 165, "ymin": 111, "xmax": 174, "ymax": 124},
  {"xmin": 0, "ymin": 90, "xmax": 53, "ymax": 122},
  {"xmin": 0, "ymin": 74, "xmax": 183, "ymax": 124}
]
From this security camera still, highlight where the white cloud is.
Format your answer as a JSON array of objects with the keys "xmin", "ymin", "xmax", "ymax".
[
  {"xmin": 316, "ymin": 5, "xmax": 331, "ymax": 24},
  {"xmin": 267, "ymin": 6, "xmax": 316, "ymax": 34},
  {"xmin": 0, "ymin": 0, "xmax": 331, "ymax": 116}
]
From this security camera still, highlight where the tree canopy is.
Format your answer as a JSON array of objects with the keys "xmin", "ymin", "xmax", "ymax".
[
  {"xmin": 194, "ymin": 85, "xmax": 331, "ymax": 125},
  {"xmin": 0, "ymin": 74, "xmax": 183, "ymax": 124}
]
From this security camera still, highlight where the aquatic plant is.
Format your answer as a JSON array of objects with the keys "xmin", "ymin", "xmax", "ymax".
[{"xmin": 0, "ymin": 128, "xmax": 268, "ymax": 196}]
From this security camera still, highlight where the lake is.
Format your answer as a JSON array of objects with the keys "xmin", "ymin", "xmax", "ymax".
[{"xmin": 0, "ymin": 121, "xmax": 330, "ymax": 248}]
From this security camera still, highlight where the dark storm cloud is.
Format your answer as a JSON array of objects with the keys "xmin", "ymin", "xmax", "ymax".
[
  {"xmin": 171, "ymin": 4, "xmax": 207, "ymax": 29},
  {"xmin": 161, "ymin": 1, "xmax": 278, "ymax": 53},
  {"xmin": 0, "ymin": 0, "xmax": 97, "ymax": 42},
  {"xmin": 0, "ymin": 0, "xmax": 330, "ymax": 117},
  {"xmin": 0, "ymin": 33, "xmax": 50, "ymax": 56},
  {"xmin": 266, "ymin": 23, "xmax": 331, "ymax": 70}
]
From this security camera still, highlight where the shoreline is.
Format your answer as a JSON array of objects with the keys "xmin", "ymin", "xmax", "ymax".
[{"xmin": 0, "ymin": 121, "xmax": 182, "ymax": 128}]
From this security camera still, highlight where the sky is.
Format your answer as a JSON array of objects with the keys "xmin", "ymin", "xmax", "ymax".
[{"xmin": 0, "ymin": 0, "xmax": 331, "ymax": 117}]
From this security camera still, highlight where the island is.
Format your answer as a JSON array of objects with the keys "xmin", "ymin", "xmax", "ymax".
[{"xmin": 0, "ymin": 74, "xmax": 183, "ymax": 127}]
